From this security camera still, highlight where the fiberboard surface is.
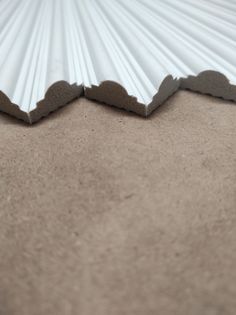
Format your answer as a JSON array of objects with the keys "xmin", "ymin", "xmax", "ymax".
[{"xmin": 0, "ymin": 94, "xmax": 236, "ymax": 314}]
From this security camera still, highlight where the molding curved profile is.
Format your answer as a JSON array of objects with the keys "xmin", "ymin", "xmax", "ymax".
[
  {"xmin": 0, "ymin": 82, "xmax": 83, "ymax": 123},
  {"xmin": 0, "ymin": 0, "xmax": 235, "ymax": 123}
]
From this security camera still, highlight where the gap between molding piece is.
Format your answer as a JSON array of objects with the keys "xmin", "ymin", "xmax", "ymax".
[{"xmin": 0, "ymin": 70, "xmax": 235, "ymax": 124}]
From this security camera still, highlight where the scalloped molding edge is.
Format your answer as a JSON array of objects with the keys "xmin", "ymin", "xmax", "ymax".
[{"xmin": 0, "ymin": 70, "xmax": 235, "ymax": 123}]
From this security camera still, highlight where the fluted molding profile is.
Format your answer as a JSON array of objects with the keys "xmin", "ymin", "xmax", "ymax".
[{"xmin": 0, "ymin": 0, "xmax": 235, "ymax": 123}]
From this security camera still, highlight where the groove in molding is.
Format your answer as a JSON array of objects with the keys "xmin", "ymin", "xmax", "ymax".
[{"xmin": 0, "ymin": 0, "xmax": 235, "ymax": 123}]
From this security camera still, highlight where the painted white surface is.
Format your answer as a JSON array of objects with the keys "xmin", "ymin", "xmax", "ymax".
[{"xmin": 0, "ymin": 0, "xmax": 236, "ymax": 118}]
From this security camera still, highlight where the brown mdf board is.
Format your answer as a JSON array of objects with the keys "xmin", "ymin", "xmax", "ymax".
[{"xmin": 0, "ymin": 93, "xmax": 236, "ymax": 315}]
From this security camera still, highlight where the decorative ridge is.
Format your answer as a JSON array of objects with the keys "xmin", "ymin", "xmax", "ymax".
[
  {"xmin": 0, "ymin": 70, "xmax": 235, "ymax": 123},
  {"xmin": 85, "ymin": 71, "xmax": 236, "ymax": 117}
]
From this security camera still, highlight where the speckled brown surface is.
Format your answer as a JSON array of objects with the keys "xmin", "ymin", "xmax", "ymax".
[{"xmin": 0, "ymin": 91, "xmax": 236, "ymax": 315}]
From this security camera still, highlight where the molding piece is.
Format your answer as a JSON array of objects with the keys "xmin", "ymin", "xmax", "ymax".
[
  {"xmin": 29, "ymin": 82, "xmax": 83, "ymax": 124},
  {"xmin": 180, "ymin": 71, "xmax": 236, "ymax": 102},
  {"xmin": 0, "ymin": 82, "xmax": 83, "ymax": 123},
  {"xmin": 0, "ymin": 0, "xmax": 236, "ymax": 123},
  {"xmin": 85, "ymin": 75, "xmax": 180, "ymax": 116}
]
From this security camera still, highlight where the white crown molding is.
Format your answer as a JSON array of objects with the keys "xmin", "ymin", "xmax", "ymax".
[{"xmin": 0, "ymin": 0, "xmax": 236, "ymax": 123}]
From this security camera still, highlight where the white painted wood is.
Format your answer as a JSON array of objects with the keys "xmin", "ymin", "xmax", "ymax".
[{"xmin": 0, "ymin": 0, "xmax": 235, "ymax": 122}]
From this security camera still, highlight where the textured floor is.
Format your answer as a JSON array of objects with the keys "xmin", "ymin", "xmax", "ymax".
[{"xmin": 0, "ymin": 91, "xmax": 236, "ymax": 315}]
